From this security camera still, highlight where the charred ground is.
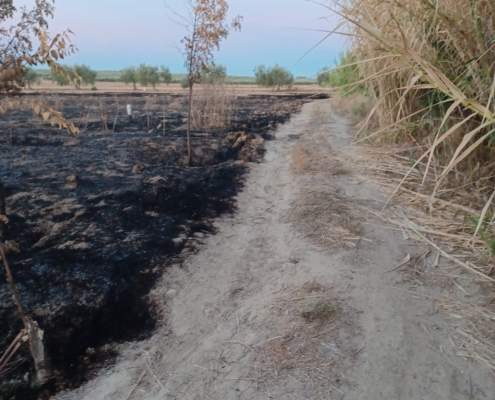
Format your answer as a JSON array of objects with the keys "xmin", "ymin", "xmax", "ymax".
[{"xmin": 0, "ymin": 92, "xmax": 325, "ymax": 399}]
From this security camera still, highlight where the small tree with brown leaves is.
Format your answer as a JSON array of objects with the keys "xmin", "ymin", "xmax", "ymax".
[
  {"xmin": 0, "ymin": 0, "xmax": 78, "ymax": 127},
  {"xmin": 0, "ymin": 0, "xmax": 78, "ymax": 386},
  {"xmin": 182, "ymin": 0, "xmax": 241, "ymax": 165}
]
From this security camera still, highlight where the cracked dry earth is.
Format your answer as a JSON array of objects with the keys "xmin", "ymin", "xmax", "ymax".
[{"xmin": 56, "ymin": 100, "xmax": 495, "ymax": 400}]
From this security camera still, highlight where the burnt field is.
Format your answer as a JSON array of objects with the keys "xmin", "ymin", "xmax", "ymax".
[{"xmin": 0, "ymin": 92, "xmax": 325, "ymax": 399}]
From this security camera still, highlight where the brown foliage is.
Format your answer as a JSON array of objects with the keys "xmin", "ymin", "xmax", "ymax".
[
  {"xmin": 0, "ymin": 0, "xmax": 78, "ymax": 134},
  {"xmin": 182, "ymin": 0, "xmax": 241, "ymax": 86}
]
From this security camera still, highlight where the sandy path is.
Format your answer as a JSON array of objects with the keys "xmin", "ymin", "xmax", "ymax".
[{"xmin": 57, "ymin": 100, "xmax": 494, "ymax": 400}]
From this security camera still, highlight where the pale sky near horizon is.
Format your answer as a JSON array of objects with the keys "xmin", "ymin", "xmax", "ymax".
[{"xmin": 25, "ymin": 0, "xmax": 349, "ymax": 77}]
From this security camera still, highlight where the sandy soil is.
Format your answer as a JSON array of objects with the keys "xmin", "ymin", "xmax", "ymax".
[{"xmin": 55, "ymin": 100, "xmax": 495, "ymax": 400}]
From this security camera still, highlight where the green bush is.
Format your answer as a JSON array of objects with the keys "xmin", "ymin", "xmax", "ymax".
[
  {"xmin": 120, "ymin": 67, "xmax": 138, "ymax": 90},
  {"xmin": 51, "ymin": 66, "xmax": 73, "ymax": 86},
  {"xmin": 137, "ymin": 64, "xmax": 160, "ymax": 88},
  {"xmin": 51, "ymin": 65, "xmax": 96, "ymax": 88},
  {"xmin": 254, "ymin": 65, "xmax": 294, "ymax": 90},
  {"xmin": 160, "ymin": 66, "xmax": 172, "ymax": 85},
  {"xmin": 180, "ymin": 77, "xmax": 189, "ymax": 89},
  {"xmin": 23, "ymin": 68, "xmax": 41, "ymax": 88},
  {"xmin": 201, "ymin": 64, "xmax": 227, "ymax": 84},
  {"xmin": 74, "ymin": 64, "xmax": 97, "ymax": 87},
  {"xmin": 317, "ymin": 53, "xmax": 363, "ymax": 95}
]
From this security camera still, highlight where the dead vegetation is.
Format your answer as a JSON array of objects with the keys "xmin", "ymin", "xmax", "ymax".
[
  {"xmin": 254, "ymin": 282, "xmax": 359, "ymax": 398},
  {"xmin": 288, "ymin": 190, "xmax": 362, "ymax": 249},
  {"xmin": 357, "ymin": 145, "xmax": 494, "ymax": 281},
  {"xmin": 291, "ymin": 143, "xmax": 348, "ymax": 176},
  {"xmin": 289, "ymin": 120, "xmax": 359, "ymax": 249},
  {"xmin": 325, "ymin": 0, "xmax": 495, "ymax": 252},
  {"xmin": 351, "ymin": 144, "xmax": 495, "ymax": 373},
  {"xmin": 190, "ymin": 83, "xmax": 236, "ymax": 131},
  {"xmin": 439, "ymin": 298, "xmax": 495, "ymax": 372},
  {"xmin": 318, "ymin": 0, "xmax": 495, "ymax": 374}
]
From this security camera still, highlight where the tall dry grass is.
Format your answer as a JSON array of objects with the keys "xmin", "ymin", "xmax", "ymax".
[
  {"xmin": 190, "ymin": 83, "xmax": 235, "ymax": 131},
  {"xmin": 324, "ymin": 1, "xmax": 495, "ymax": 370},
  {"xmin": 327, "ymin": 0, "xmax": 495, "ymax": 242}
]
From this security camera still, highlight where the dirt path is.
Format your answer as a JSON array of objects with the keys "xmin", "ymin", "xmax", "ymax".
[{"xmin": 57, "ymin": 100, "xmax": 494, "ymax": 400}]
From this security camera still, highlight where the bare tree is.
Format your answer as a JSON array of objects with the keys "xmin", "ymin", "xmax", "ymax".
[
  {"xmin": 0, "ymin": 0, "xmax": 78, "ymax": 386},
  {"xmin": 182, "ymin": 0, "xmax": 241, "ymax": 165}
]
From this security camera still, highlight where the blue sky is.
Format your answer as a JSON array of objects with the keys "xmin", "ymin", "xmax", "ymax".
[{"xmin": 41, "ymin": 0, "xmax": 348, "ymax": 77}]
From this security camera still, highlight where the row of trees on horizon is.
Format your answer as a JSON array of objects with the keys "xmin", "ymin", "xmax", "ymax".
[{"xmin": 22, "ymin": 63, "xmax": 306, "ymax": 90}]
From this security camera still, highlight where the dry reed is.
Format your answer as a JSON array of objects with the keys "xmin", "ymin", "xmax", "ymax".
[{"xmin": 324, "ymin": 0, "xmax": 495, "ymax": 252}]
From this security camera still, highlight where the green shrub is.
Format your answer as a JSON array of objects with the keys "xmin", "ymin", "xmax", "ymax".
[
  {"xmin": 120, "ymin": 67, "xmax": 138, "ymax": 90},
  {"xmin": 317, "ymin": 53, "xmax": 363, "ymax": 95},
  {"xmin": 23, "ymin": 68, "xmax": 41, "ymax": 88},
  {"xmin": 180, "ymin": 77, "xmax": 189, "ymax": 89},
  {"xmin": 74, "ymin": 64, "xmax": 97, "ymax": 87},
  {"xmin": 469, "ymin": 214, "xmax": 495, "ymax": 256},
  {"xmin": 51, "ymin": 65, "xmax": 95, "ymax": 88},
  {"xmin": 137, "ymin": 64, "xmax": 160, "ymax": 88},
  {"xmin": 160, "ymin": 66, "xmax": 172, "ymax": 85},
  {"xmin": 51, "ymin": 66, "xmax": 73, "ymax": 86},
  {"xmin": 201, "ymin": 64, "xmax": 227, "ymax": 84},
  {"xmin": 255, "ymin": 65, "xmax": 294, "ymax": 90}
]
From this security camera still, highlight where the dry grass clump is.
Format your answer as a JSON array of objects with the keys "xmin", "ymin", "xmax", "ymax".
[
  {"xmin": 318, "ymin": 0, "xmax": 495, "ymax": 373},
  {"xmin": 191, "ymin": 83, "xmax": 236, "ymax": 131},
  {"xmin": 440, "ymin": 299, "xmax": 495, "ymax": 372},
  {"xmin": 356, "ymin": 145, "xmax": 495, "ymax": 372},
  {"xmin": 325, "ymin": 0, "xmax": 495, "ymax": 248},
  {"xmin": 254, "ymin": 283, "xmax": 359, "ymax": 397},
  {"xmin": 289, "ymin": 126, "xmax": 354, "ymax": 248},
  {"xmin": 300, "ymin": 301, "xmax": 338, "ymax": 323},
  {"xmin": 288, "ymin": 190, "xmax": 362, "ymax": 249},
  {"xmin": 358, "ymin": 145, "xmax": 495, "ymax": 278},
  {"xmin": 291, "ymin": 143, "xmax": 348, "ymax": 175}
]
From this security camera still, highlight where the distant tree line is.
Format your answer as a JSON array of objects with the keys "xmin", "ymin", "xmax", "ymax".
[
  {"xmin": 20, "ymin": 66, "xmax": 95, "ymax": 89},
  {"xmin": 120, "ymin": 65, "xmax": 172, "ymax": 89},
  {"xmin": 19, "ymin": 65, "xmax": 97, "ymax": 89},
  {"xmin": 121, "ymin": 64, "xmax": 229, "ymax": 90},
  {"xmin": 41, "ymin": 64, "xmax": 176, "ymax": 90},
  {"xmin": 179, "ymin": 64, "xmax": 228, "ymax": 88},
  {"xmin": 200, "ymin": 64, "xmax": 227, "ymax": 85},
  {"xmin": 23, "ymin": 63, "xmax": 300, "ymax": 91},
  {"xmin": 254, "ymin": 65, "xmax": 294, "ymax": 90}
]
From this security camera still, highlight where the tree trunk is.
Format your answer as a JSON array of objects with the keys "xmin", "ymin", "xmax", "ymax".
[
  {"xmin": 186, "ymin": 82, "xmax": 194, "ymax": 166},
  {"xmin": 0, "ymin": 245, "xmax": 51, "ymax": 385},
  {"xmin": 0, "ymin": 179, "xmax": 6, "ymax": 241},
  {"xmin": 0, "ymin": 181, "xmax": 51, "ymax": 385}
]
